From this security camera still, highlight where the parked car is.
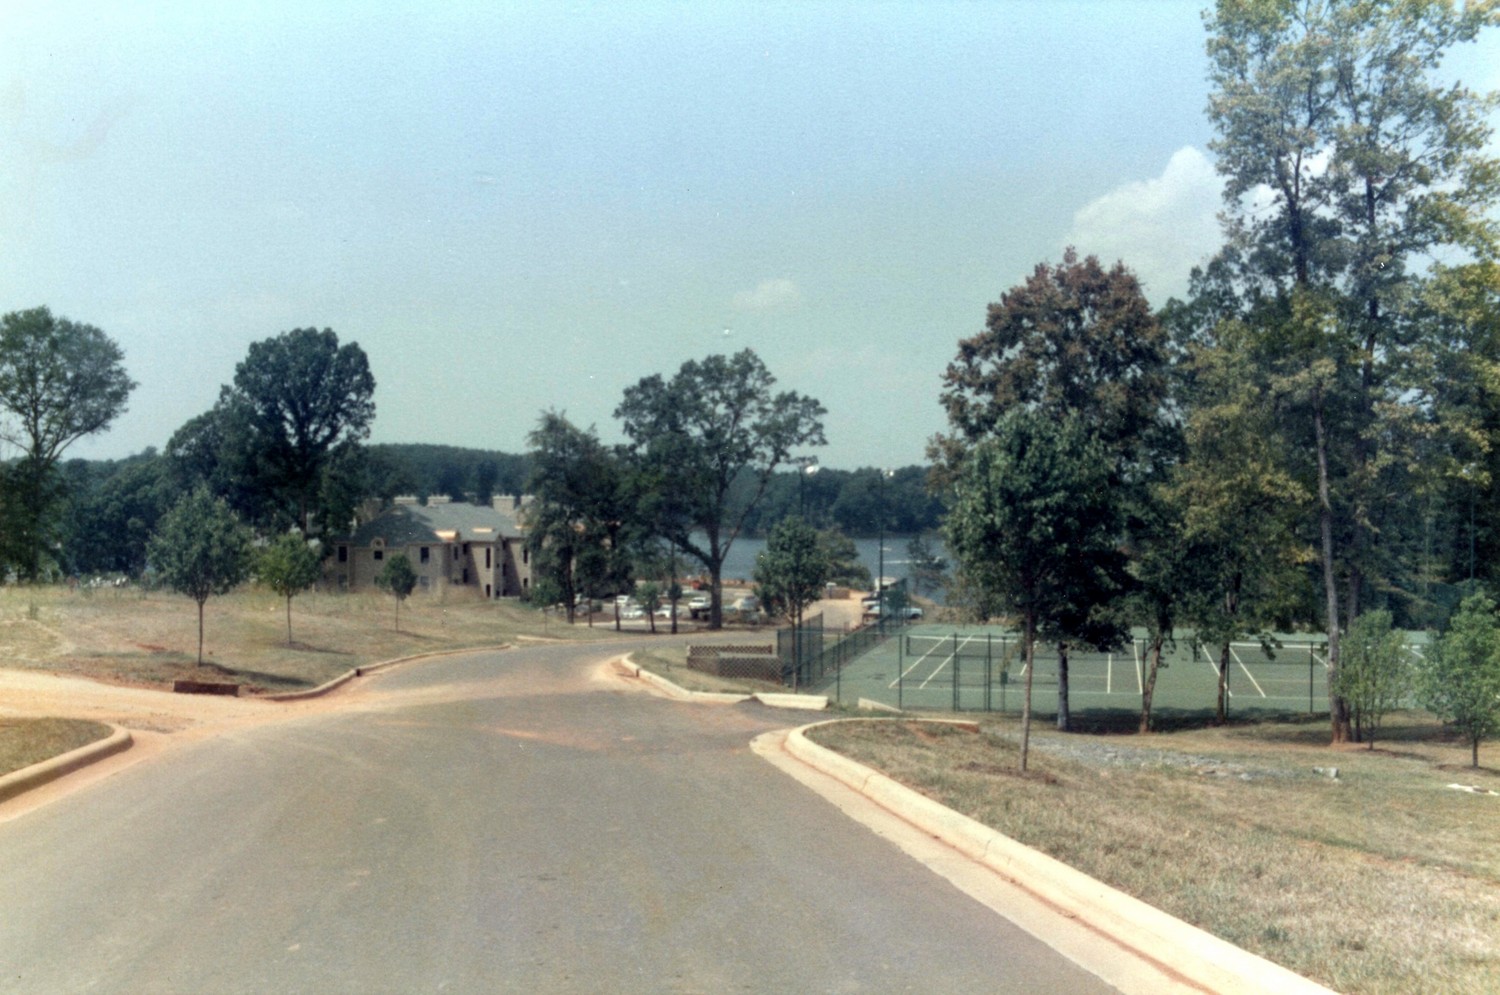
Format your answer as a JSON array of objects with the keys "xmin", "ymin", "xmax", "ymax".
[{"xmin": 863, "ymin": 603, "xmax": 923, "ymax": 620}]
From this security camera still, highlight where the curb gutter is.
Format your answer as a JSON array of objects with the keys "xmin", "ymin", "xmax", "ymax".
[
  {"xmin": 786, "ymin": 719, "xmax": 1335, "ymax": 995},
  {"xmin": 616, "ymin": 656, "xmax": 832, "ymax": 710},
  {"xmin": 261, "ymin": 644, "xmax": 513, "ymax": 701},
  {"xmin": 0, "ymin": 725, "xmax": 133, "ymax": 805}
]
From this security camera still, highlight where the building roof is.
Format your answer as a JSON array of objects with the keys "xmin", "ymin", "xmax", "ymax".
[{"xmin": 345, "ymin": 500, "xmax": 528, "ymax": 547}]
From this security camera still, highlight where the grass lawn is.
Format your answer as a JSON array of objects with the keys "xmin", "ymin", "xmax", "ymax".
[
  {"xmin": 0, "ymin": 583, "xmax": 623, "ymax": 693},
  {"xmin": 808, "ymin": 712, "xmax": 1500, "ymax": 995},
  {"xmin": 0, "ymin": 718, "xmax": 113, "ymax": 777}
]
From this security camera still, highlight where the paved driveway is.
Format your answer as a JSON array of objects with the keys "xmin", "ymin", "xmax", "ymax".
[{"xmin": 0, "ymin": 642, "xmax": 1115, "ymax": 993}]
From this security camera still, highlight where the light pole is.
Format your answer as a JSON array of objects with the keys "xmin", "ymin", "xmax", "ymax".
[
  {"xmin": 877, "ymin": 468, "xmax": 893, "ymax": 635},
  {"xmin": 790, "ymin": 456, "xmax": 819, "ymax": 688}
]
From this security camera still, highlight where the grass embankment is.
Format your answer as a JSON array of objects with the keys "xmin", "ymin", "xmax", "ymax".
[
  {"xmin": 809, "ymin": 714, "xmax": 1500, "ymax": 995},
  {"xmin": 628, "ymin": 645, "xmax": 786, "ymax": 696},
  {"xmin": 0, "ymin": 718, "xmax": 113, "ymax": 777},
  {"xmin": 0, "ymin": 583, "xmax": 619, "ymax": 693}
]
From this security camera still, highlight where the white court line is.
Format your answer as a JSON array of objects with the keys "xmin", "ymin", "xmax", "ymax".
[
  {"xmin": 921, "ymin": 634, "xmax": 985, "ymax": 689},
  {"xmin": 1200, "ymin": 647, "xmax": 1233, "ymax": 698},
  {"xmin": 1133, "ymin": 640, "xmax": 1144, "ymax": 695},
  {"xmin": 888, "ymin": 634, "xmax": 984, "ymax": 690},
  {"xmin": 889, "ymin": 641, "xmax": 945, "ymax": 690},
  {"xmin": 1228, "ymin": 645, "xmax": 1268, "ymax": 698}
]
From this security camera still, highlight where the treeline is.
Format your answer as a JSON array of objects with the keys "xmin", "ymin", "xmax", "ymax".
[
  {"xmin": 50, "ymin": 445, "xmax": 940, "ymax": 578},
  {"xmin": 939, "ymin": 0, "xmax": 1500, "ymax": 752}
]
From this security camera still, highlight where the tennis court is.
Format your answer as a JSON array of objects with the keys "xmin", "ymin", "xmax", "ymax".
[{"xmin": 815, "ymin": 623, "xmax": 1426, "ymax": 719}]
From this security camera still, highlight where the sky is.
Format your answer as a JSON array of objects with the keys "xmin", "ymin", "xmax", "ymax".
[{"xmin": 2, "ymin": 1, "xmax": 1497, "ymax": 471}]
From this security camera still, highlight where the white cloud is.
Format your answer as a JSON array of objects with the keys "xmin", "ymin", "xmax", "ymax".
[
  {"xmin": 1064, "ymin": 146, "xmax": 1224, "ymax": 304},
  {"xmin": 731, "ymin": 277, "xmax": 803, "ymax": 312}
]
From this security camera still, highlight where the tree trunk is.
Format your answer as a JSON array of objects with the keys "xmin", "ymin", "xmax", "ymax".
[
  {"xmin": 1021, "ymin": 608, "xmax": 1035, "ymax": 773},
  {"xmin": 1217, "ymin": 641, "xmax": 1231, "ymax": 725},
  {"xmin": 1139, "ymin": 634, "xmax": 1164, "ymax": 734},
  {"xmin": 285, "ymin": 595, "xmax": 294, "ymax": 646},
  {"xmin": 197, "ymin": 598, "xmax": 206, "ymax": 665},
  {"xmin": 1056, "ymin": 642, "xmax": 1071, "ymax": 732},
  {"xmin": 1313, "ymin": 391, "xmax": 1352, "ymax": 743}
]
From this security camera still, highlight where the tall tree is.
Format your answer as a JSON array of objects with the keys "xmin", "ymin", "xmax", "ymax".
[
  {"xmin": 753, "ymin": 516, "xmax": 826, "ymax": 623},
  {"xmin": 1204, "ymin": 0, "xmax": 1499, "ymax": 742},
  {"xmin": 524, "ymin": 412, "xmax": 635, "ymax": 624},
  {"xmin": 1170, "ymin": 319, "xmax": 1311, "ymax": 724},
  {"xmin": 148, "ymin": 486, "xmax": 252, "ymax": 666},
  {"xmin": 0, "ymin": 307, "xmax": 136, "ymax": 579},
  {"xmin": 944, "ymin": 411, "xmax": 1121, "ymax": 770},
  {"xmin": 935, "ymin": 249, "xmax": 1168, "ymax": 729},
  {"xmin": 219, "ymin": 327, "xmax": 376, "ymax": 534},
  {"xmin": 616, "ymin": 350, "xmax": 825, "ymax": 629}
]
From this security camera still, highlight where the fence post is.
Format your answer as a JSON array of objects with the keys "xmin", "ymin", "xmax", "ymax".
[
  {"xmin": 1309, "ymin": 642, "xmax": 1315, "ymax": 716},
  {"xmin": 897, "ymin": 630, "xmax": 904, "ymax": 711},
  {"xmin": 985, "ymin": 633, "xmax": 993, "ymax": 712}
]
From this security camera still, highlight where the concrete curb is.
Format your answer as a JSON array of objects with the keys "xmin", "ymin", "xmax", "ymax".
[
  {"xmin": 0, "ymin": 725, "xmax": 134, "ymax": 804},
  {"xmin": 613, "ymin": 656, "xmax": 752, "ymax": 704},
  {"xmin": 0, "ymin": 645, "xmax": 512, "ymax": 806},
  {"xmin": 750, "ymin": 692, "xmax": 830, "ymax": 711},
  {"xmin": 260, "ymin": 644, "xmax": 513, "ymax": 701},
  {"xmin": 784, "ymin": 719, "xmax": 1335, "ymax": 995},
  {"xmin": 616, "ymin": 656, "xmax": 832, "ymax": 710}
]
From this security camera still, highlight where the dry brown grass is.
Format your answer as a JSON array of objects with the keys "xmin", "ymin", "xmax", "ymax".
[
  {"xmin": 0, "ymin": 583, "xmax": 618, "ymax": 693},
  {"xmin": 808, "ymin": 714, "xmax": 1500, "ymax": 995},
  {"xmin": 0, "ymin": 717, "xmax": 113, "ymax": 777}
]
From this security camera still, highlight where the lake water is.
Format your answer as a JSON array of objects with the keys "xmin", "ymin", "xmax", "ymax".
[{"xmin": 710, "ymin": 534, "xmax": 947, "ymax": 603}]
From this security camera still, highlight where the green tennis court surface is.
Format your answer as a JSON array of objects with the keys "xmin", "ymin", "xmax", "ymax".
[{"xmin": 813, "ymin": 624, "xmax": 1427, "ymax": 719}]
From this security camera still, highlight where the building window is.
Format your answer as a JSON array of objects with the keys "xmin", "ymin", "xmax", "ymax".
[
  {"xmin": 338, "ymin": 546, "xmax": 348, "ymax": 563},
  {"xmin": 373, "ymin": 549, "xmax": 383, "ymax": 561},
  {"xmin": 523, "ymin": 547, "xmax": 529, "ymax": 565},
  {"xmin": 420, "ymin": 546, "xmax": 430, "ymax": 564},
  {"xmin": 485, "ymin": 548, "xmax": 492, "ymax": 569}
]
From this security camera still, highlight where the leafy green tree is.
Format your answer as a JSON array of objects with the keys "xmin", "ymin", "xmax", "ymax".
[
  {"xmin": 218, "ymin": 327, "xmax": 376, "ymax": 534},
  {"xmin": 818, "ymin": 528, "xmax": 871, "ymax": 590},
  {"xmin": 1123, "ymin": 481, "xmax": 1197, "ymax": 734},
  {"xmin": 475, "ymin": 460, "xmax": 500, "ymax": 506},
  {"xmin": 0, "ymin": 307, "xmax": 136, "ymax": 579},
  {"xmin": 1204, "ymin": 0, "xmax": 1500, "ymax": 741},
  {"xmin": 1171, "ymin": 320, "xmax": 1311, "ymax": 724},
  {"xmin": 635, "ymin": 581, "xmax": 662, "ymax": 634},
  {"xmin": 936, "ymin": 250, "xmax": 1165, "ymax": 728},
  {"xmin": 148, "ymin": 487, "xmax": 253, "ymax": 666},
  {"xmin": 1420, "ymin": 593, "xmax": 1500, "ymax": 768},
  {"xmin": 616, "ymin": 349, "xmax": 825, "ymax": 629},
  {"xmin": 944, "ymin": 411, "xmax": 1120, "ymax": 770},
  {"xmin": 753, "ymin": 517, "xmax": 826, "ymax": 623},
  {"xmin": 905, "ymin": 534, "xmax": 948, "ymax": 599},
  {"xmin": 1335, "ymin": 609, "xmax": 1410, "ymax": 749},
  {"xmin": 258, "ymin": 533, "xmax": 322, "ymax": 645},
  {"xmin": 60, "ymin": 451, "xmax": 174, "ymax": 576},
  {"xmin": 376, "ymin": 553, "xmax": 418, "ymax": 633},
  {"xmin": 524, "ymin": 412, "xmax": 636, "ymax": 624}
]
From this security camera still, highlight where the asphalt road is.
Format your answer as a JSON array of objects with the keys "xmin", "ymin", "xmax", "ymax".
[{"xmin": 0, "ymin": 641, "xmax": 1115, "ymax": 994}]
